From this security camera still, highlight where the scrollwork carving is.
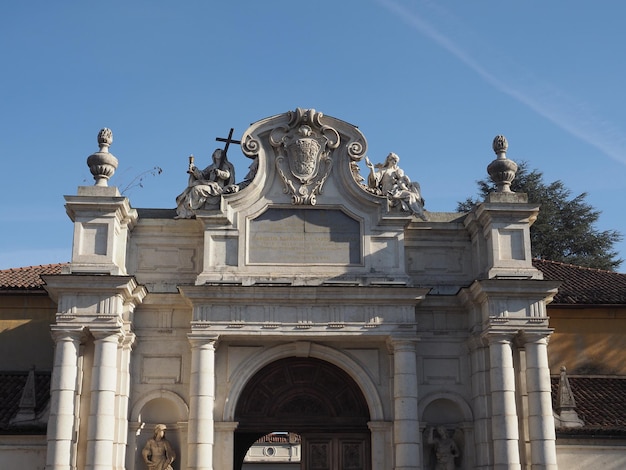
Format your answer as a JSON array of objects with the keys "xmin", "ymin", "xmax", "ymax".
[
  {"xmin": 270, "ymin": 108, "xmax": 340, "ymax": 205},
  {"xmin": 242, "ymin": 133, "xmax": 261, "ymax": 157},
  {"xmin": 347, "ymin": 140, "xmax": 366, "ymax": 161}
]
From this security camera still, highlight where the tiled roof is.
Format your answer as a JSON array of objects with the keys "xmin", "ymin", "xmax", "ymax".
[
  {"xmin": 0, "ymin": 371, "xmax": 51, "ymax": 434},
  {"xmin": 534, "ymin": 259, "xmax": 626, "ymax": 305},
  {"xmin": 552, "ymin": 376, "xmax": 626, "ymax": 436},
  {"xmin": 0, "ymin": 263, "xmax": 66, "ymax": 290}
]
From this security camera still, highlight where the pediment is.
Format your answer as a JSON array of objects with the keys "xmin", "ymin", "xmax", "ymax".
[
  {"xmin": 223, "ymin": 108, "xmax": 381, "ymax": 217},
  {"xmin": 185, "ymin": 108, "xmax": 426, "ymax": 286}
]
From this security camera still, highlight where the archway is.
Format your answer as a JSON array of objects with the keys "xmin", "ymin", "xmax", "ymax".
[{"xmin": 234, "ymin": 357, "xmax": 371, "ymax": 470}]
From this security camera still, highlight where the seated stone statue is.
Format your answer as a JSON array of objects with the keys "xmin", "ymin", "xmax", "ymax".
[
  {"xmin": 175, "ymin": 149, "xmax": 236, "ymax": 218},
  {"xmin": 365, "ymin": 153, "xmax": 428, "ymax": 221},
  {"xmin": 142, "ymin": 424, "xmax": 176, "ymax": 470},
  {"xmin": 389, "ymin": 168, "xmax": 427, "ymax": 221}
]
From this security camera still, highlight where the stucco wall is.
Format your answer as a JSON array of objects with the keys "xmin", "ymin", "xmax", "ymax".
[
  {"xmin": 548, "ymin": 306, "xmax": 626, "ymax": 375},
  {"xmin": 0, "ymin": 293, "xmax": 55, "ymax": 370},
  {"xmin": 0, "ymin": 435, "xmax": 47, "ymax": 470},
  {"xmin": 557, "ymin": 442, "xmax": 626, "ymax": 469}
]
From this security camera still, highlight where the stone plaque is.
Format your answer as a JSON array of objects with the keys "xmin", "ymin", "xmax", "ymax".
[
  {"xmin": 248, "ymin": 208, "xmax": 361, "ymax": 264},
  {"xmin": 80, "ymin": 223, "xmax": 108, "ymax": 255},
  {"xmin": 141, "ymin": 355, "xmax": 182, "ymax": 384},
  {"xmin": 422, "ymin": 357, "xmax": 460, "ymax": 384},
  {"xmin": 498, "ymin": 228, "xmax": 525, "ymax": 260}
]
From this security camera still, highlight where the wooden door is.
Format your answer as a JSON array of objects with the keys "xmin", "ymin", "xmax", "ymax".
[{"xmin": 303, "ymin": 434, "xmax": 370, "ymax": 470}]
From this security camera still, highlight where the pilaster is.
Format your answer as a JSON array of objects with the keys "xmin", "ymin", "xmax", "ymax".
[
  {"xmin": 214, "ymin": 421, "xmax": 239, "ymax": 470},
  {"xmin": 466, "ymin": 335, "xmax": 493, "ymax": 469},
  {"xmin": 114, "ymin": 331, "xmax": 136, "ymax": 470},
  {"xmin": 368, "ymin": 421, "xmax": 393, "ymax": 470}
]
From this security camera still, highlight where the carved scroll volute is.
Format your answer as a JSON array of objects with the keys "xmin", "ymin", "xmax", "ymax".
[
  {"xmin": 242, "ymin": 133, "xmax": 260, "ymax": 157},
  {"xmin": 270, "ymin": 108, "xmax": 340, "ymax": 205}
]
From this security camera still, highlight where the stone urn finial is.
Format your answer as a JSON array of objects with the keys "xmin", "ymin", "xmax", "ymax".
[
  {"xmin": 87, "ymin": 128, "xmax": 119, "ymax": 186},
  {"xmin": 487, "ymin": 134, "xmax": 517, "ymax": 192}
]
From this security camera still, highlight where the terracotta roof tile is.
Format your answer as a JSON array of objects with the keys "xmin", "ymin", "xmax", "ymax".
[
  {"xmin": 552, "ymin": 376, "xmax": 626, "ymax": 435},
  {"xmin": 534, "ymin": 259, "xmax": 626, "ymax": 305},
  {"xmin": 0, "ymin": 371, "xmax": 51, "ymax": 433},
  {"xmin": 2, "ymin": 260, "xmax": 625, "ymax": 306},
  {"xmin": 0, "ymin": 263, "xmax": 66, "ymax": 290}
]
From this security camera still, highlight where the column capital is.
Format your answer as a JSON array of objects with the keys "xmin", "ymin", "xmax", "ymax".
[
  {"xmin": 188, "ymin": 332, "xmax": 220, "ymax": 349},
  {"xmin": 89, "ymin": 326, "xmax": 124, "ymax": 342},
  {"xmin": 481, "ymin": 329, "xmax": 517, "ymax": 345},
  {"xmin": 467, "ymin": 334, "xmax": 488, "ymax": 351},
  {"xmin": 518, "ymin": 329, "xmax": 553, "ymax": 346},
  {"xmin": 214, "ymin": 421, "xmax": 239, "ymax": 432},
  {"xmin": 121, "ymin": 331, "xmax": 137, "ymax": 349},
  {"xmin": 51, "ymin": 326, "xmax": 86, "ymax": 343},
  {"xmin": 386, "ymin": 336, "xmax": 419, "ymax": 354},
  {"xmin": 367, "ymin": 420, "xmax": 392, "ymax": 432}
]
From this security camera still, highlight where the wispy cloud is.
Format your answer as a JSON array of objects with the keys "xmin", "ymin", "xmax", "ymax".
[{"xmin": 375, "ymin": 0, "xmax": 626, "ymax": 165}]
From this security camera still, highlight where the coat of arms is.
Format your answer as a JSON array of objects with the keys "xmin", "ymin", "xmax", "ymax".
[{"xmin": 270, "ymin": 108, "xmax": 340, "ymax": 205}]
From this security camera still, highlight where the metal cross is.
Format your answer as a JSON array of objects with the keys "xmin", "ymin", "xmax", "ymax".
[{"xmin": 215, "ymin": 128, "xmax": 241, "ymax": 157}]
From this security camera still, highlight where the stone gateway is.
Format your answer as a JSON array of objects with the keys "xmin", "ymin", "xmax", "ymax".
[{"xmin": 42, "ymin": 108, "xmax": 559, "ymax": 469}]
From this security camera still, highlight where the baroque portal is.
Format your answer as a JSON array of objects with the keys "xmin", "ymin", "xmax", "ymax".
[{"xmin": 41, "ymin": 108, "xmax": 558, "ymax": 470}]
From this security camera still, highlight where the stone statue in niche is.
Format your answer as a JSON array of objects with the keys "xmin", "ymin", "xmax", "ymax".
[
  {"xmin": 175, "ymin": 149, "xmax": 237, "ymax": 218},
  {"xmin": 425, "ymin": 426, "xmax": 461, "ymax": 470},
  {"xmin": 364, "ymin": 152, "xmax": 428, "ymax": 220},
  {"xmin": 142, "ymin": 424, "xmax": 176, "ymax": 470}
]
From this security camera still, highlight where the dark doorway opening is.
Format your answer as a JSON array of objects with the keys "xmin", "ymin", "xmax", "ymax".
[{"xmin": 234, "ymin": 357, "xmax": 371, "ymax": 470}]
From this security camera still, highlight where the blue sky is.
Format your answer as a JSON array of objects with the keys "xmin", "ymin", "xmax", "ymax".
[{"xmin": 1, "ymin": 1, "xmax": 625, "ymax": 271}]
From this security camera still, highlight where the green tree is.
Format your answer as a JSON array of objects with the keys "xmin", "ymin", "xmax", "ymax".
[{"xmin": 458, "ymin": 162, "xmax": 623, "ymax": 271}]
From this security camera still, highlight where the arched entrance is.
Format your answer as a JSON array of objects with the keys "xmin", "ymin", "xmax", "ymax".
[{"xmin": 234, "ymin": 357, "xmax": 371, "ymax": 470}]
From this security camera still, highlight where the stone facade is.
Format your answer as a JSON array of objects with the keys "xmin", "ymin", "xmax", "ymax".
[{"xmin": 40, "ymin": 108, "xmax": 562, "ymax": 469}]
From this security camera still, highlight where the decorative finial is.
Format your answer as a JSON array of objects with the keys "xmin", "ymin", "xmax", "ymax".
[
  {"xmin": 487, "ymin": 134, "xmax": 517, "ymax": 192},
  {"xmin": 87, "ymin": 128, "xmax": 119, "ymax": 187},
  {"xmin": 555, "ymin": 364, "xmax": 584, "ymax": 428},
  {"xmin": 492, "ymin": 135, "xmax": 508, "ymax": 157},
  {"xmin": 97, "ymin": 128, "xmax": 113, "ymax": 150}
]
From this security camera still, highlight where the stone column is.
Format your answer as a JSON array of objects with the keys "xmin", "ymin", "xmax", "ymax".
[
  {"xmin": 522, "ymin": 333, "xmax": 557, "ymax": 469},
  {"xmin": 389, "ymin": 338, "xmax": 420, "ymax": 470},
  {"xmin": 46, "ymin": 329, "xmax": 84, "ymax": 470},
  {"xmin": 187, "ymin": 335, "xmax": 218, "ymax": 470},
  {"xmin": 85, "ymin": 329, "xmax": 122, "ymax": 470},
  {"xmin": 114, "ymin": 331, "xmax": 135, "ymax": 470},
  {"xmin": 486, "ymin": 333, "xmax": 521, "ymax": 470},
  {"xmin": 467, "ymin": 336, "xmax": 493, "ymax": 469},
  {"xmin": 126, "ymin": 422, "xmax": 141, "ymax": 470}
]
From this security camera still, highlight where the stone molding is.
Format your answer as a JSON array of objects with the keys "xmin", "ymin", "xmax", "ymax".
[
  {"xmin": 180, "ymin": 284, "xmax": 426, "ymax": 335},
  {"xmin": 43, "ymin": 274, "xmax": 147, "ymax": 328}
]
